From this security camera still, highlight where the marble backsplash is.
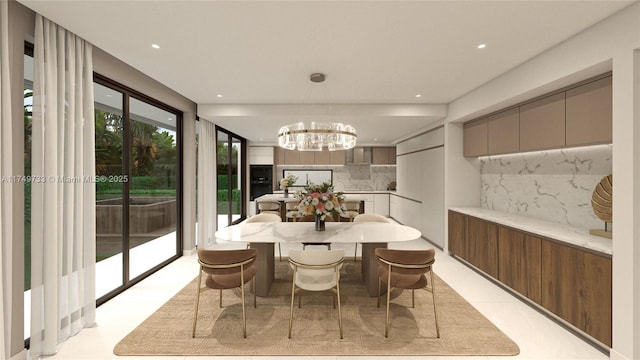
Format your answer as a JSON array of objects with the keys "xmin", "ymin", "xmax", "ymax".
[
  {"xmin": 480, "ymin": 144, "xmax": 612, "ymax": 230},
  {"xmin": 276, "ymin": 165, "xmax": 396, "ymax": 191}
]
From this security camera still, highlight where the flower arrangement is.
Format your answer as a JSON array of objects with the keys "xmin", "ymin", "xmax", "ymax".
[
  {"xmin": 280, "ymin": 174, "xmax": 297, "ymax": 190},
  {"xmin": 296, "ymin": 182, "xmax": 345, "ymax": 221}
]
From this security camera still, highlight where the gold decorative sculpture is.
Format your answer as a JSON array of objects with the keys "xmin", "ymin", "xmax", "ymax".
[{"xmin": 590, "ymin": 174, "xmax": 612, "ymax": 239}]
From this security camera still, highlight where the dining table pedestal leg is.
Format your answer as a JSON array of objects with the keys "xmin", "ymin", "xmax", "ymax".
[
  {"xmin": 361, "ymin": 242, "xmax": 388, "ymax": 297},
  {"xmin": 249, "ymin": 242, "xmax": 274, "ymax": 297}
]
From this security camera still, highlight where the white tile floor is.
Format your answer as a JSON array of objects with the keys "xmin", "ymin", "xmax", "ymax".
[{"xmin": 43, "ymin": 238, "xmax": 609, "ymax": 360}]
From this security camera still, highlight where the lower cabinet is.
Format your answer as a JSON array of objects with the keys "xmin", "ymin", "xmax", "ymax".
[
  {"xmin": 541, "ymin": 241, "xmax": 612, "ymax": 346},
  {"xmin": 448, "ymin": 210, "xmax": 612, "ymax": 347},
  {"xmin": 497, "ymin": 227, "xmax": 542, "ymax": 304}
]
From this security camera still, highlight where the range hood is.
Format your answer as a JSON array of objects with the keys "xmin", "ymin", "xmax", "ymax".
[{"xmin": 345, "ymin": 147, "xmax": 372, "ymax": 164}]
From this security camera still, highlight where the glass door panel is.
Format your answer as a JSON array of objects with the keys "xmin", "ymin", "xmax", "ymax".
[
  {"xmin": 216, "ymin": 131, "xmax": 230, "ymax": 228},
  {"xmin": 128, "ymin": 97, "xmax": 178, "ymax": 280},
  {"xmin": 94, "ymin": 82, "xmax": 125, "ymax": 298},
  {"xmin": 231, "ymin": 136, "xmax": 242, "ymax": 224}
]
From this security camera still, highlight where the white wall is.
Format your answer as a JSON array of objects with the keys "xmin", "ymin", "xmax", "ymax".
[{"xmin": 443, "ymin": 3, "xmax": 640, "ymax": 359}]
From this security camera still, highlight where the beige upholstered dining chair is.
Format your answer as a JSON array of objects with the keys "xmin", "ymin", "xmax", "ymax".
[
  {"xmin": 352, "ymin": 213, "xmax": 390, "ymax": 260},
  {"xmin": 192, "ymin": 248, "xmax": 258, "ymax": 338},
  {"xmin": 340, "ymin": 200, "xmax": 361, "ymax": 222},
  {"xmin": 299, "ymin": 215, "xmax": 334, "ymax": 250},
  {"xmin": 375, "ymin": 248, "xmax": 440, "ymax": 338},
  {"xmin": 288, "ymin": 249, "xmax": 345, "ymax": 339},
  {"xmin": 257, "ymin": 200, "xmax": 281, "ymax": 216},
  {"xmin": 284, "ymin": 199, "xmax": 300, "ymax": 222},
  {"xmin": 245, "ymin": 212, "xmax": 283, "ymax": 260}
]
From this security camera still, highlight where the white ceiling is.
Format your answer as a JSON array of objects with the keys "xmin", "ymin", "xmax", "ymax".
[{"xmin": 19, "ymin": 0, "xmax": 635, "ymax": 145}]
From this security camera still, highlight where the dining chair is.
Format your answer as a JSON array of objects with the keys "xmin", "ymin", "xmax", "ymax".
[
  {"xmin": 352, "ymin": 213, "xmax": 390, "ymax": 260},
  {"xmin": 299, "ymin": 215, "xmax": 334, "ymax": 250},
  {"xmin": 192, "ymin": 248, "xmax": 258, "ymax": 338},
  {"xmin": 257, "ymin": 200, "xmax": 282, "ymax": 217},
  {"xmin": 339, "ymin": 200, "xmax": 361, "ymax": 222},
  {"xmin": 288, "ymin": 249, "xmax": 345, "ymax": 339},
  {"xmin": 245, "ymin": 212, "xmax": 283, "ymax": 260},
  {"xmin": 375, "ymin": 248, "xmax": 440, "ymax": 338},
  {"xmin": 284, "ymin": 199, "xmax": 300, "ymax": 222}
]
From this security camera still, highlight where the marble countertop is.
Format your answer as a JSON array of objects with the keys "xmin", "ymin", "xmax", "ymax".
[
  {"xmin": 272, "ymin": 190, "xmax": 393, "ymax": 194},
  {"xmin": 449, "ymin": 207, "xmax": 612, "ymax": 256}
]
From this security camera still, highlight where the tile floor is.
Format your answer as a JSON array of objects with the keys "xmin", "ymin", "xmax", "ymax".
[{"xmin": 43, "ymin": 238, "xmax": 609, "ymax": 360}]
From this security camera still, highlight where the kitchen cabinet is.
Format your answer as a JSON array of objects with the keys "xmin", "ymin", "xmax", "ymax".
[
  {"xmin": 541, "ymin": 241, "xmax": 612, "ymax": 346},
  {"xmin": 283, "ymin": 149, "xmax": 300, "ymax": 164},
  {"xmin": 468, "ymin": 216, "xmax": 499, "ymax": 279},
  {"xmin": 448, "ymin": 210, "xmax": 611, "ymax": 347},
  {"xmin": 498, "ymin": 227, "xmax": 542, "ymax": 304},
  {"xmin": 329, "ymin": 150, "xmax": 345, "ymax": 165},
  {"xmin": 463, "ymin": 119, "xmax": 487, "ymax": 157},
  {"xmin": 298, "ymin": 151, "xmax": 314, "ymax": 165},
  {"xmin": 487, "ymin": 108, "xmax": 519, "ymax": 155},
  {"xmin": 519, "ymin": 93, "xmax": 566, "ymax": 152},
  {"xmin": 566, "ymin": 76, "xmax": 612, "ymax": 146},
  {"xmin": 448, "ymin": 211, "xmax": 467, "ymax": 260},
  {"xmin": 314, "ymin": 149, "xmax": 331, "ymax": 165},
  {"xmin": 372, "ymin": 147, "xmax": 397, "ymax": 165},
  {"xmin": 373, "ymin": 193, "xmax": 389, "ymax": 216}
]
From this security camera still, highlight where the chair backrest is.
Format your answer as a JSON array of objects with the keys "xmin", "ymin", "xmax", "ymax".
[
  {"xmin": 289, "ymin": 249, "xmax": 345, "ymax": 291},
  {"xmin": 299, "ymin": 214, "xmax": 335, "ymax": 222},
  {"xmin": 353, "ymin": 213, "xmax": 390, "ymax": 223},
  {"xmin": 246, "ymin": 213, "xmax": 282, "ymax": 223},
  {"xmin": 375, "ymin": 248, "xmax": 435, "ymax": 275},
  {"xmin": 342, "ymin": 200, "xmax": 360, "ymax": 211},
  {"xmin": 285, "ymin": 200, "xmax": 299, "ymax": 211},
  {"xmin": 198, "ymin": 248, "xmax": 258, "ymax": 275},
  {"xmin": 257, "ymin": 200, "xmax": 281, "ymax": 212}
]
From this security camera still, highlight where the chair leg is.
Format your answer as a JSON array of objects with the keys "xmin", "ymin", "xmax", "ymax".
[
  {"xmin": 253, "ymin": 277, "xmax": 257, "ymax": 308},
  {"xmin": 241, "ymin": 267, "xmax": 247, "ymax": 338},
  {"xmin": 278, "ymin": 243, "xmax": 282, "ymax": 262},
  {"xmin": 288, "ymin": 269, "xmax": 297, "ymax": 338},
  {"xmin": 430, "ymin": 270, "xmax": 440, "ymax": 338},
  {"xmin": 336, "ymin": 271, "xmax": 343, "ymax": 339},
  {"xmin": 385, "ymin": 266, "xmax": 392, "ymax": 337},
  {"xmin": 354, "ymin": 243, "xmax": 358, "ymax": 261},
  {"xmin": 219, "ymin": 289, "xmax": 222, "ymax": 308},
  {"xmin": 377, "ymin": 277, "xmax": 381, "ymax": 308},
  {"xmin": 412, "ymin": 289, "xmax": 415, "ymax": 308},
  {"xmin": 191, "ymin": 268, "xmax": 203, "ymax": 338}
]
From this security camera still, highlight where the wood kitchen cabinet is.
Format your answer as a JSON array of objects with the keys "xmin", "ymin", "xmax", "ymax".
[
  {"xmin": 519, "ymin": 92, "xmax": 566, "ymax": 152},
  {"xmin": 448, "ymin": 211, "xmax": 468, "ymax": 260},
  {"xmin": 487, "ymin": 108, "xmax": 520, "ymax": 155},
  {"xmin": 283, "ymin": 149, "xmax": 300, "ymax": 164},
  {"xmin": 566, "ymin": 76, "xmax": 612, "ymax": 147},
  {"xmin": 372, "ymin": 147, "xmax": 397, "ymax": 165},
  {"xmin": 497, "ymin": 227, "xmax": 542, "ymax": 304},
  {"xmin": 463, "ymin": 119, "xmax": 487, "ymax": 157},
  {"xmin": 314, "ymin": 149, "xmax": 331, "ymax": 165},
  {"xmin": 541, "ymin": 240, "xmax": 612, "ymax": 346},
  {"xmin": 448, "ymin": 210, "xmax": 611, "ymax": 346},
  {"xmin": 298, "ymin": 151, "xmax": 315, "ymax": 165},
  {"xmin": 329, "ymin": 150, "xmax": 345, "ymax": 165},
  {"xmin": 467, "ymin": 216, "xmax": 499, "ymax": 279}
]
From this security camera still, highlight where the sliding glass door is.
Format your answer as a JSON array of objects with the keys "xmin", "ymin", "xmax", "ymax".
[
  {"xmin": 94, "ymin": 76, "xmax": 182, "ymax": 302},
  {"xmin": 216, "ymin": 127, "xmax": 246, "ymax": 228}
]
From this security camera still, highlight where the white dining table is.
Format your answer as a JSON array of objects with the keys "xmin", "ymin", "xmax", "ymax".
[{"xmin": 214, "ymin": 221, "xmax": 422, "ymax": 296}]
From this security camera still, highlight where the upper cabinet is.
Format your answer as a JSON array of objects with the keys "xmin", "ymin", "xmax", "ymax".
[
  {"xmin": 463, "ymin": 119, "xmax": 487, "ymax": 157},
  {"xmin": 565, "ymin": 76, "xmax": 612, "ymax": 147},
  {"xmin": 372, "ymin": 147, "xmax": 396, "ymax": 165},
  {"xmin": 463, "ymin": 74, "xmax": 612, "ymax": 157},
  {"xmin": 487, "ymin": 108, "xmax": 519, "ymax": 155},
  {"xmin": 519, "ymin": 93, "xmax": 566, "ymax": 152}
]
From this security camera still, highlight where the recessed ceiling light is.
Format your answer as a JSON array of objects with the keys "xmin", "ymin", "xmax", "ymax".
[
  {"xmin": 151, "ymin": 44, "xmax": 160, "ymax": 49},
  {"xmin": 477, "ymin": 43, "xmax": 487, "ymax": 49},
  {"xmin": 259, "ymin": 138, "xmax": 264, "ymax": 141},
  {"xmin": 415, "ymin": 94, "xmax": 422, "ymax": 98},
  {"xmin": 106, "ymin": 94, "xmax": 112, "ymax": 97},
  {"xmin": 374, "ymin": 138, "xmax": 378, "ymax": 141},
  {"xmin": 217, "ymin": 94, "xmax": 223, "ymax": 98}
]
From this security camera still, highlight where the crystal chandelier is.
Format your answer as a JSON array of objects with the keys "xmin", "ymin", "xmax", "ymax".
[
  {"xmin": 277, "ymin": 73, "xmax": 357, "ymax": 151},
  {"xmin": 278, "ymin": 121, "xmax": 357, "ymax": 151}
]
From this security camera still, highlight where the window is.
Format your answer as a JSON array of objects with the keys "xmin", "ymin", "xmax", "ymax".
[{"xmin": 216, "ymin": 127, "xmax": 246, "ymax": 228}]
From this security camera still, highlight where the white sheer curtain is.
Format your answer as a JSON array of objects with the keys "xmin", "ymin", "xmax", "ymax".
[
  {"xmin": 0, "ymin": 1, "xmax": 13, "ymax": 358},
  {"xmin": 197, "ymin": 119, "xmax": 217, "ymax": 248},
  {"xmin": 30, "ymin": 15, "xmax": 96, "ymax": 358}
]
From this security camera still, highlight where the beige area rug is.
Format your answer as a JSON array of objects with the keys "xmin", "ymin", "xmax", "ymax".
[{"xmin": 114, "ymin": 259, "xmax": 519, "ymax": 356}]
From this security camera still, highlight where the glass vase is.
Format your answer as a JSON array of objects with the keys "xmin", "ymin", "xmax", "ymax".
[
  {"xmin": 284, "ymin": 188, "xmax": 289, "ymax": 198},
  {"xmin": 315, "ymin": 216, "xmax": 325, "ymax": 231}
]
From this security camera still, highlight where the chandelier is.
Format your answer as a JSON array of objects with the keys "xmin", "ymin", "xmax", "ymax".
[
  {"xmin": 277, "ymin": 73, "xmax": 357, "ymax": 151},
  {"xmin": 278, "ymin": 121, "xmax": 357, "ymax": 151}
]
